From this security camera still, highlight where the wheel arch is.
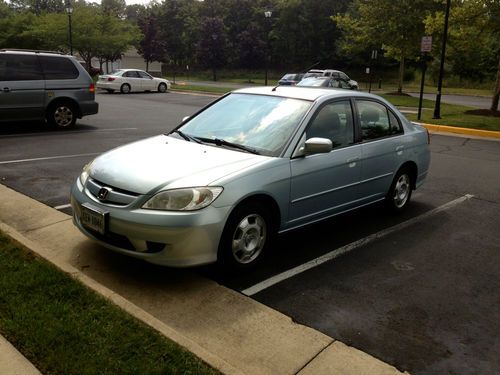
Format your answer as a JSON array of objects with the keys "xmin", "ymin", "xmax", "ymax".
[
  {"xmin": 227, "ymin": 193, "xmax": 281, "ymax": 232},
  {"xmin": 397, "ymin": 161, "xmax": 418, "ymax": 189},
  {"xmin": 46, "ymin": 97, "xmax": 81, "ymax": 118}
]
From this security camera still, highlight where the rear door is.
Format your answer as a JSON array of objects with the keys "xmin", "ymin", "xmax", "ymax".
[
  {"xmin": 123, "ymin": 70, "xmax": 142, "ymax": 91},
  {"xmin": 0, "ymin": 53, "xmax": 45, "ymax": 121},
  {"xmin": 355, "ymin": 99, "xmax": 405, "ymax": 202}
]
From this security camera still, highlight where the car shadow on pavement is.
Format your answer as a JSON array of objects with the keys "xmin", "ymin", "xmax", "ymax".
[{"xmin": 0, "ymin": 121, "xmax": 99, "ymax": 136}]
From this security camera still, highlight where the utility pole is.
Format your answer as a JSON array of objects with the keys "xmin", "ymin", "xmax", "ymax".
[{"xmin": 433, "ymin": 0, "xmax": 451, "ymax": 119}]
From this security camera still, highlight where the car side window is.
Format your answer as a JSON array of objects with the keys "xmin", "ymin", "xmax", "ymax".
[
  {"xmin": 306, "ymin": 100, "xmax": 354, "ymax": 149},
  {"xmin": 357, "ymin": 100, "xmax": 402, "ymax": 140},
  {"xmin": 39, "ymin": 56, "xmax": 79, "ymax": 80},
  {"xmin": 0, "ymin": 54, "xmax": 43, "ymax": 81},
  {"xmin": 137, "ymin": 71, "xmax": 151, "ymax": 79},
  {"xmin": 124, "ymin": 71, "xmax": 140, "ymax": 78}
]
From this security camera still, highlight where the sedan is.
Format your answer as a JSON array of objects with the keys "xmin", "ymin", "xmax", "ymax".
[
  {"xmin": 297, "ymin": 76, "xmax": 356, "ymax": 89},
  {"xmin": 71, "ymin": 87, "xmax": 430, "ymax": 269},
  {"xmin": 278, "ymin": 73, "xmax": 304, "ymax": 86},
  {"xmin": 96, "ymin": 69, "xmax": 171, "ymax": 94}
]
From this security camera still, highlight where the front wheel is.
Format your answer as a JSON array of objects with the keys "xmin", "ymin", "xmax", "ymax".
[
  {"xmin": 386, "ymin": 168, "xmax": 413, "ymax": 211},
  {"xmin": 218, "ymin": 203, "xmax": 274, "ymax": 269},
  {"xmin": 158, "ymin": 83, "xmax": 167, "ymax": 93}
]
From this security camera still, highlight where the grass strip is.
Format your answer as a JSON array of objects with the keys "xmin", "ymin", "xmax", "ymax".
[
  {"xmin": 381, "ymin": 95, "xmax": 500, "ymax": 131},
  {"xmin": 170, "ymin": 84, "xmax": 230, "ymax": 94},
  {"xmin": 0, "ymin": 231, "xmax": 219, "ymax": 375}
]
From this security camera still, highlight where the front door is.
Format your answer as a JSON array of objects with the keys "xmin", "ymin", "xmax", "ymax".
[
  {"xmin": 0, "ymin": 54, "xmax": 45, "ymax": 121},
  {"xmin": 288, "ymin": 100, "xmax": 362, "ymax": 228}
]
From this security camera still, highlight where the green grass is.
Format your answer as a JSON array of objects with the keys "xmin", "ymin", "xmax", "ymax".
[
  {"xmin": 381, "ymin": 94, "xmax": 500, "ymax": 131},
  {"xmin": 170, "ymin": 83, "xmax": 230, "ymax": 94},
  {"xmin": 0, "ymin": 231, "xmax": 219, "ymax": 375}
]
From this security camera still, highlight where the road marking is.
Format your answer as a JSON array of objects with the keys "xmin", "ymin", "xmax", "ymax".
[
  {"xmin": 0, "ymin": 152, "xmax": 100, "ymax": 165},
  {"xmin": 241, "ymin": 194, "xmax": 474, "ymax": 296},
  {"xmin": 0, "ymin": 127, "xmax": 138, "ymax": 138},
  {"xmin": 54, "ymin": 204, "xmax": 72, "ymax": 210}
]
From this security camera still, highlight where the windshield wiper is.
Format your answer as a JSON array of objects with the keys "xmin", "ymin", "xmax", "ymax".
[
  {"xmin": 171, "ymin": 129, "xmax": 203, "ymax": 144},
  {"xmin": 197, "ymin": 137, "xmax": 260, "ymax": 155}
]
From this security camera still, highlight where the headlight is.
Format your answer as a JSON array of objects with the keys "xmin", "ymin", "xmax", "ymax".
[
  {"xmin": 79, "ymin": 162, "xmax": 93, "ymax": 186},
  {"xmin": 142, "ymin": 187, "xmax": 223, "ymax": 211}
]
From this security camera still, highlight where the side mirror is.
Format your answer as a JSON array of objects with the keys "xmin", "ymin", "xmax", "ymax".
[{"xmin": 304, "ymin": 137, "xmax": 332, "ymax": 155}]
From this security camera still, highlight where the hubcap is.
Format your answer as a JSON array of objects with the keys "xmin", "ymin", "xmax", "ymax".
[
  {"xmin": 231, "ymin": 214, "xmax": 267, "ymax": 264},
  {"xmin": 393, "ymin": 173, "xmax": 410, "ymax": 208},
  {"xmin": 54, "ymin": 106, "xmax": 73, "ymax": 127},
  {"xmin": 159, "ymin": 84, "xmax": 166, "ymax": 92},
  {"xmin": 122, "ymin": 85, "xmax": 130, "ymax": 93}
]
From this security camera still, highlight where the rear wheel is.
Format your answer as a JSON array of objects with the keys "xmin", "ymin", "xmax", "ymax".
[
  {"xmin": 386, "ymin": 168, "xmax": 413, "ymax": 211},
  {"xmin": 218, "ymin": 203, "xmax": 274, "ymax": 269},
  {"xmin": 158, "ymin": 83, "xmax": 167, "ymax": 93},
  {"xmin": 120, "ymin": 83, "xmax": 131, "ymax": 94},
  {"xmin": 46, "ymin": 102, "xmax": 76, "ymax": 129}
]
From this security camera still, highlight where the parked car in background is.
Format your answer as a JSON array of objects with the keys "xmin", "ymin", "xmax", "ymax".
[
  {"xmin": 71, "ymin": 86, "xmax": 430, "ymax": 270},
  {"xmin": 96, "ymin": 69, "xmax": 171, "ymax": 94},
  {"xmin": 278, "ymin": 73, "xmax": 304, "ymax": 86},
  {"xmin": 297, "ymin": 76, "xmax": 356, "ymax": 90},
  {"xmin": 304, "ymin": 69, "xmax": 358, "ymax": 90},
  {"xmin": 0, "ymin": 49, "xmax": 98, "ymax": 128}
]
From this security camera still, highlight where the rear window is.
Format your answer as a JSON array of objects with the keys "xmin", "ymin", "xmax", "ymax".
[
  {"xmin": 39, "ymin": 56, "xmax": 79, "ymax": 80},
  {"xmin": 0, "ymin": 54, "xmax": 43, "ymax": 81}
]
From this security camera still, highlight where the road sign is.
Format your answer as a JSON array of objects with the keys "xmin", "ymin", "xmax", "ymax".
[{"xmin": 421, "ymin": 36, "xmax": 432, "ymax": 52}]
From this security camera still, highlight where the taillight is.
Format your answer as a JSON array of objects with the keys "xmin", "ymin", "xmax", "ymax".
[
  {"xmin": 89, "ymin": 83, "xmax": 95, "ymax": 93},
  {"xmin": 107, "ymin": 77, "xmax": 115, "ymax": 82}
]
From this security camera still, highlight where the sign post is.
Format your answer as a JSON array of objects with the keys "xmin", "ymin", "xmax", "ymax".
[{"xmin": 418, "ymin": 37, "xmax": 432, "ymax": 120}]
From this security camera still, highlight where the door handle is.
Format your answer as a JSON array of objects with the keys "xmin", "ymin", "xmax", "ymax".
[
  {"xmin": 2, "ymin": 87, "xmax": 10, "ymax": 93},
  {"xmin": 347, "ymin": 157, "xmax": 359, "ymax": 167},
  {"xmin": 396, "ymin": 145, "xmax": 404, "ymax": 152}
]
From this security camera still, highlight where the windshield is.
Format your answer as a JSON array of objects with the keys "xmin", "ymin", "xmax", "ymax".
[
  {"xmin": 297, "ymin": 78, "xmax": 328, "ymax": 87},
  {"xmin": 177, "ymin": 93, "xmax": 312, "ymax": 157}
]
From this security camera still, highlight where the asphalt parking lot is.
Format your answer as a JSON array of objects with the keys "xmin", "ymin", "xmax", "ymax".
[{"xmin": 1, "ymin": 91, "xmax": 499, "ymax": 374}]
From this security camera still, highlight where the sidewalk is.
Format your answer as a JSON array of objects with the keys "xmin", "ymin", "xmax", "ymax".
[
  {"xmin": 0, "ymin": 184, "xmax": 406, "ymax": 375},
  {"xmin": 0, "ymin": 335, "xmax": 41, "ymax": 375}
]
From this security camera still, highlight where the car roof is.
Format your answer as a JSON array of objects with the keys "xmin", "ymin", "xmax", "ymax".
[
  {"xmin": 234, "ymin": 86, "xmax": 377, "ymax": 102},
  {"xmin": 0, "ymin": 49, "xmax": 70, "ymax": 58}
]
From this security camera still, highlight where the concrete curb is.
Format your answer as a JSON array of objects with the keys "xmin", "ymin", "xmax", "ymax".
[
  {"xmin": 0, "ymin": 184, "xmax": 406, "ymax": 375},
  {"xmin": 0, "ymin": 335, "xmax": 41, "ymax": 375},
  {"xmin": 422, "ymin": 123, "xmax": 500, "ymax": 139}
]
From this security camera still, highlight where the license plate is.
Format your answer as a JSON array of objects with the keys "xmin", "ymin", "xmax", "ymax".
[{"xmin": 80, "ymin": 203, "xmax": 108, "ymax": 235}]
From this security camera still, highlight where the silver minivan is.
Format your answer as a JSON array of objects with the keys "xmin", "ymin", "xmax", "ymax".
[{"xmin": 0, "ymin": 49, "xmax": 98, "ymax": 128}]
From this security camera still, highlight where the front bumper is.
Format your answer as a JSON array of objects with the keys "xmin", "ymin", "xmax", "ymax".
[{"xmin": 71, "ymin": 178, "xmax": 230, "ymax": 267}]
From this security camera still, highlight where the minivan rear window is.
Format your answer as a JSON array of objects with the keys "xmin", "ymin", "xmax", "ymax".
[
  {"xmin": 39, "ymin": 56, "xmax": 79, "ymax": 80},
  {"xmin": 0, "ymin": 54, "xmax": 43, "ymax": 81}
]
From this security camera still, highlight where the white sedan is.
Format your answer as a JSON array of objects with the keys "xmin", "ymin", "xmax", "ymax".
[{"xmin": 96, "ymin": 69, "xmax": 171, "ymax": 94}]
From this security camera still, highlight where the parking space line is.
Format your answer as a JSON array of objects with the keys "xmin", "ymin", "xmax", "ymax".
[
  {"xmin": 0, "ymin": 128, "xmax": 138, "ymax": 139},
  {"xmin": 241, "ymin": 194, "xmax": 474, "ymax": 296},
  {"xmin": 54, "ymin": 204, "xmax": 72, "ymax": 210},
  {"xmin": 0, "ymin": 152, "xmax": 100, "ymax": 165}
]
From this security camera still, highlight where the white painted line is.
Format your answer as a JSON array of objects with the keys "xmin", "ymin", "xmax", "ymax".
[
  {"xmin": 242, "ymin": 194, "xmax": 474, "ymax": 296},
  {"xmin": 54, "ymin": 204, "xmax": 72, "ymax": 210},
  {"xmin": 0, "ymin": 152, "xmax": 100, "ymax": 165},
  {"xmin": 0, "ymin": 128, "xmax": 138, "ymax": 138}
]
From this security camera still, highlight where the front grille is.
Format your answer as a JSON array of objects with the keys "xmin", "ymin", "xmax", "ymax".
[{"xmin": 86, "ymin": 178, "xmax": 140, "ymax": 206}]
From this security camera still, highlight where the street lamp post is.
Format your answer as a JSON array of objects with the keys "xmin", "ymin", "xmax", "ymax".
[
  {"xmin": 264, "ymin": 11, "xmax": 272, "ymax": 86},
  {"xmin": 433, "ymin": 0, "xmax": 451, "ymax": 119},
  {"xmin": 65, "ymin": 1, "xmax": 73, "ymax": 56}
]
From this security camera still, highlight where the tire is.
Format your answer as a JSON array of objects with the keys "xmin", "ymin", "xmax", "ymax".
[
  {"xmin": 120, "ymin": 83, "xmax": 131, "ymax": 94},
  {"xmin": 386, "ymin": 168, "xmax": 413, "ymax": 211},
  {"xmin": 106, "ymin": 89, "xmax": 115, "ymax": 94},
  {"xmin": 158, "ymin": 82, "xmax": 167, "ymax": 93},
  {"xmin": 218, "ymin": 203, "xmax": 275, "ymax": 270},
  {"xmin": 46, "ymin": 102, "xmax": 76, "ymax": 129}
]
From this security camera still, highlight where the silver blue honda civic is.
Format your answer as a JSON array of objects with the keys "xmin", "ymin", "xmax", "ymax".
[{"xmin": 71, "ymin": 87, "xmax": 430, "ymax": 269}]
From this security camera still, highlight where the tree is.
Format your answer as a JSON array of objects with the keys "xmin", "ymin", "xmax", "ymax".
[
  {"xmin": 196, "ymin": 17, "xmax": 229, "ymax": 81},
  {"xmin": 137, "ymin": 11, "xmax": 167, "ymax": 72},
  {"xmin": 333, "ymin": 0, "xmax": 439, "ymax": 94}
]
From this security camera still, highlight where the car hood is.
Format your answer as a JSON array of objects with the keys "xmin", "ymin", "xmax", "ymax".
[{"xmin": 88, "ymin": 135, "xmax": 268, "ymax": 194}]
